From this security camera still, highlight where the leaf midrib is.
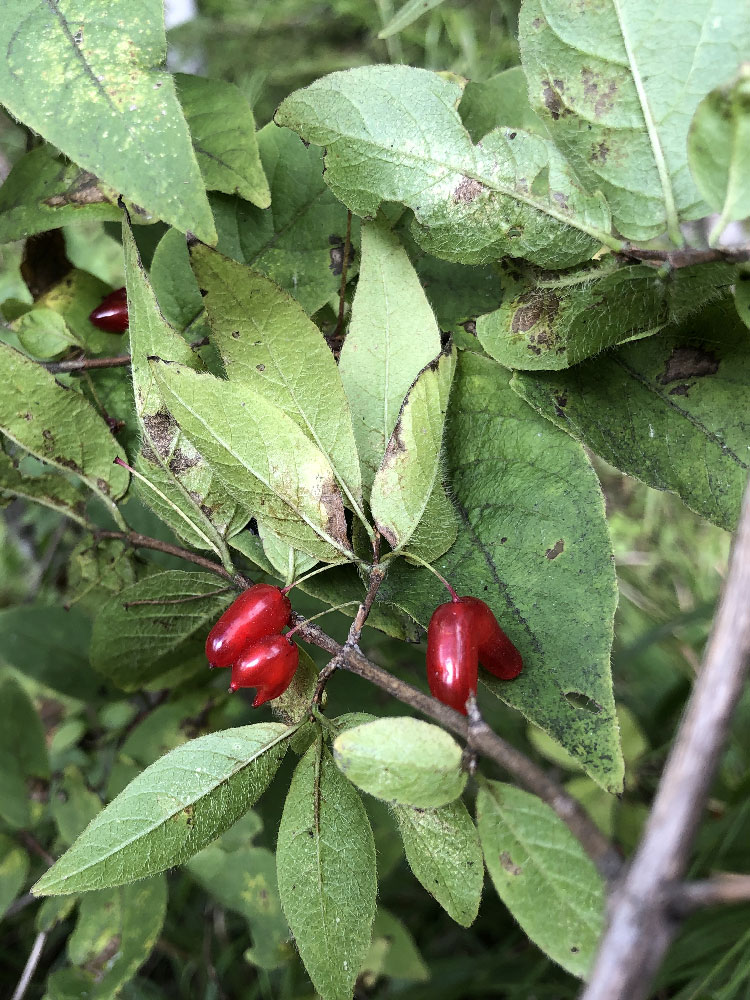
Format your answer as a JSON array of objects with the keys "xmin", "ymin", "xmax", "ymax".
[{"xmin": 38, "ymin": 727, "xmax": 293, "ymax": 891}]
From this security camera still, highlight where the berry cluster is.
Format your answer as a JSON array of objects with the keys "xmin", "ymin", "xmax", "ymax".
[
  {"xmin": 427, "ymin": 595, "xmax": 522, "ymax": 715},
  {"xmin": 205, "ymin": 584, "xmax": 299, "ymax": 706}
]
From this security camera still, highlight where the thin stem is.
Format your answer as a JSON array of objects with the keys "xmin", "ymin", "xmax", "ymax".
[
  {"xmin": 669, "ymin": 874, "xmax": 750, "ymax": 914},
  {"xmin": 10, "ymin": 931, "xmax": 47, "ymax": 1000},
  {"xmin": 393, "ymin": 551, "xmax": 459, "ymax": 601},
  {"xmin": 286, "ymin": 601, "xmax": 361, "ymax": 639},
  {"xmin": 114, "ymin": 457, "xmax": 232, "ymax": 571},
  {"xmin": 346, "ymin": 563, "xmax": 386, "ymax": 647},
  {"xmin": 43, "ymin": 354, "xmax": 131, "ymax": 374},
  {"xmin": 95, "ymin": 530, "xmax": 248, "ymax": 586},
  {"xmin": 18, "ymin": 831, "xmax": 54, "ymax": 867}
]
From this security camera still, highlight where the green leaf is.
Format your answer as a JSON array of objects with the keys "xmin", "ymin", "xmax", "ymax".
[
  {"xmin": 0, "ymin": 145, "xmax": 141, "ymax": 245},
  {"xmin": 0, "ymin": 605, "xmax": 98, "ymax": 699},
  {"xmin": 52, "ymin": 768, "xmax": 103, "ymax": 847},
  {"xmin": 14, "ymin": 308, "xmax": 81, "ymax": 360},
  {"xmin": 0, "ymin": 833, "xmax": 29, "ymax": 919},
  {"xmin": 89, "ymin": 569, "xmax": 235, "ymax": 691},
  {"xmin": 372, "ymin": 344, "xmax": 456, "ymax": 553},
  {"xmin": 210, "ymin": 123, "xmax": 360, "ymax": 316},
  {"xmin": 277, "ymin": 735, "xmax": 377, "ymax": 1000},
  {"xmin": 151, "ymin": 359, "xmax": 354, "ymax": 563},
  {"xmin": 339, "ymin": 219, "xmax": 442, "ymax": 497},
  {"xmin": 476, "ymin": 780, "xmax": 604, "ymax": 978},
  {"xmin": 0, "ymin": 450, "xmax": 89, "ymax": 526},
  {"xmin": 124, "ymin": 219, "xmax": 245, "ymax": 554},
  {"xmin": 0, "ymin": 676, "xmax": 49, "ymax": 829},
  {"xmin": 476, "ymin": 258, "xmax": 734, "ymax": 370},
  {"xmin": 37, "ymin": 895, "xmax": 78, "ymax": 934},
  {"xmin": 366, "ymin": 909, "xmax": 429, "ymax": 982},
  {"xmin": 276, "ymin": 65, "xmax": 616, "ymax": 268},
  {"xmin": 149, "ymin": 228, "xmax": 209, "ymax": 339},
  {"xmin": 190, "ymin": 244, "xmax": 364, "ymax": 515},
  {"xmin": 333, "ymin": 717, "xmax": 467, "ymax": 808},
  {"xmin": 688, "ymin": 64, "xmax": 750, "ymax": 240},
  {"xmin": 512, "ymin": 297, "xmax": 750, "ymax": 531},
  {"xmin": 66, "ymin": 875, "xmax": 167, "ymax": 1000},
  {"xmin": 0, "ymin": 5, "xmax": 215, "ymax": 243},
  {"xmin": 459, "ymin": 66, "xmax": 549, "ymax": 142},
  {"xmin": 188, "ymin": 844, "xmax": 290, "ymax": 970},
  {"xmin": 380, "ymin": 351, "xmax": 622, "ymax": 792},
  {"xmin": 33, "ymin": 723, "xmax": 291, "ymax": 896},
  {"xmin": 392, "ymin": 799, "xmax": 483, "ymax": 927},
  {"xmin": 175, "ymin": 74, "xmax": 270, "ymax": 209},
  {"xmin": 257, "ymin": 520, "xmax": 318, "ymax": 584},
  {"xmin": 0, "ymin": 342, "xmax": 128, "ymax": 503},
  {"xmin": 67, "ymin": 536, "xmax": 136, "ymax": 615},
  {"xmin": 519, "ymin": 0, "xmax": 750, "ymax": 243},
  {"xmin": 379, "ymin": 0, "xmax": 447, "ymax": 37},
  {"xmin": 16, "ymin": 268, "xmax": 117, "ymax": 358}
]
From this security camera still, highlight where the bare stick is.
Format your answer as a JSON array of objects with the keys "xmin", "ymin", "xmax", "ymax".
[
  {"xmin": 10, "ymin": 931, "xmax": 47, "ymax": 1000},
  {"xmin": 670, "ymin": 874, "xmax": 750, "ymax": 915},
  {"xmin": 43, "ymin": 354, "xmax": 132, "ymax": 374},
  {"xmin": 582, "ymin": 476, "xmax": 750, "ymax": 1000}
]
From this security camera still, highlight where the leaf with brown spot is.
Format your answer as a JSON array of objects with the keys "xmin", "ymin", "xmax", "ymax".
[
  {"xmin": 513, "ymin": 296, "xmax": 750, "ymax": 531},
  {"xmin": 124, "ymin": 220, "xmax": 248, "ymax": 554},
  {"xmin": 477, "ymin": 257, "xmax": 734, "ymax": 371},
  {"xmin": 520, "ymin": 0, "xmax": 750, "ymax": 242},
  {"xmin": 0, "ymin": 2, "xmax": 215, "ymax": 242},
  {"xmin": 151, "ymin": 358, "xmax": 354, "ymax": 563},
  {"xmin": 0, "ymin": 341, "xmax": 128, "ymax": 503},
  {"xmin": 276, "ymin": 65, "xmax": 615, "ymax": 269}
]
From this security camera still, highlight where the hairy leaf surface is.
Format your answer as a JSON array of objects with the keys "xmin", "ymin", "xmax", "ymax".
[
  {"xmin": 276, "ymin": 65, "xmax": 615, "ymax": 269},
  {"xmin": 34, "ymin": 724, "xmax": 291, "ymax": 895},
  {"xmin": 477, "ymin": 780, "xmax": 604, "ymax": 978}
]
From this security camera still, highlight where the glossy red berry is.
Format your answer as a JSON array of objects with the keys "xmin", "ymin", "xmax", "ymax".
[
  {"xmin": 89, "ymin": 286, "xmax": 128, "ymax": 333},
  {"xmin": 426, "ymin": 602, "xmax": 478, "ymax": 715},
  {"xmin": 458, "ymin": 596, "xmax": 523, "ymax": 681},
  {"xmin": 205, "ymin": 584, "xmax": 292, "ymax": 669},
  {"xmin": 229, "ymin": 634, "xmax": 299, "ymax": 706}
]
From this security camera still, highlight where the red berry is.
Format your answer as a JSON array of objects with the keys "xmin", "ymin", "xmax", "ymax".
[
  {"xmin": 229, "ymin": 634, "xmax": 299, "ymax": 707},
  {"xmin": 426, "ymin": 602, "xmax": 478, "ymax": 715},
  {"xmin": 206, "ymin": 584, "xmax": 292, "ymax": 669},
  {"xmin": 89, "ymin": 286, "xmax": 128, "ymax": 333},
  {"xmin": 458, "ymin": 596, "xmax": 523, "ymax": 681}
]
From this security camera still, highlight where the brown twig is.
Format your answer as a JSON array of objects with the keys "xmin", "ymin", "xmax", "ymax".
[
  {"xmin": 79, "ymin": 528, "xmax": 618, "ymax": 875},
  {"xmin": 94, "ymin": 530, "xmax": 249, "ymax": 586},
  {"xmin": 18, "ymin": 831, "xmax": 54, "ymax": 868},
  {"xmin": 669, "ymin": 874, "xmax": 750, "ymax": 915},
  {"xmin": 294, "ymin": 616, "xmax": 621, "ymax": 876},
  {"xmin": 582, "ymin": 475, "xmax": 750, "ymax": 1000},
  {"xmin": 43, "ymin": 354, "xmax": 132, "ymax": 374}
]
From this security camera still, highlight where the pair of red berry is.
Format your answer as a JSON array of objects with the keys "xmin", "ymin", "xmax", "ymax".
[
  {"xmin": 89, "ymin": 286, "xmax": 129, "ymax": 333},
  {"xmin": 205, "ymin": 584, "xmax": 299, "ymax": 706},
  {"xmin": 427, "ymin": 596, "xmax": 522, "ymax": 715}
]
